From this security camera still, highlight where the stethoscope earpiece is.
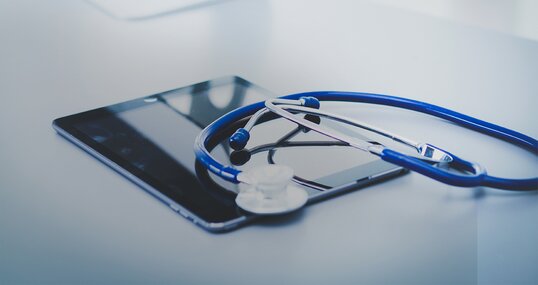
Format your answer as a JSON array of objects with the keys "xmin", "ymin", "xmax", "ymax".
[
  {"xmin": 300, "ymin": 114, "xmax": 321, "ymax": 133},
  {"xmin": 230, "ymin": 149, "xmax": 251, "ymax": 166},
  {"xmin": 229, "ymin": 128, "xmax": 250, "ymax": 151}
]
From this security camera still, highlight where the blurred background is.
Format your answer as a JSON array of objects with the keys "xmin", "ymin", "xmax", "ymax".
[
  {"xmin": 90, "ymin": 0, "xmax": 538, "ymax": 41},
  {"xmin": 374, "ymin": 0, "xmax": 538, "ymax": 41}
]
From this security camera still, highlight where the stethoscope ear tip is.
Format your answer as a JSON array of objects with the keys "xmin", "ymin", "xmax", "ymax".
[
  {"xmin": 301, "ymin": 114, "xmax": 321, "ymax": 133},
  {"xmin": 300, "ymin": 96, "xmax": 321, "ymax": 109},
  {"xmin": 230, "ymin": 150, "xmax": 251, "ymax": 166},
  {"xmin": 229, "ymin": 128, "xmax": 250, "ymax": 150}
]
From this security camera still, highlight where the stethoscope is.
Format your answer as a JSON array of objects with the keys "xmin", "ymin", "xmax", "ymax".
[{"xmin": 194, "ymin": 91, "xmax": 538, "ymax": 215}]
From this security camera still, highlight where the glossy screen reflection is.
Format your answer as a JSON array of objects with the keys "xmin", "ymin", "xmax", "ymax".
[
  {"xmin": 72, "ymin": 78, "xmax": 264, "ymax": 223},
  {"xmin": 68, "ymin": 77, "xmax": 397, "ymax": 225}
]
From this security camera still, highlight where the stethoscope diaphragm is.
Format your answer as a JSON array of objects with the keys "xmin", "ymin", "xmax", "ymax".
[{"xmin": 235, "ymin": 165, "xmax": 308, "ymax": 214}]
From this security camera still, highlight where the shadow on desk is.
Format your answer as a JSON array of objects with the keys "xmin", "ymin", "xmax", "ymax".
[{"xmin": 254, "ymin": 209, "xmax": 307, "ymax": 228}]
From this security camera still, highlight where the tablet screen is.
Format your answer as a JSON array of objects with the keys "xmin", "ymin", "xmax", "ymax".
[
  {"xmin": 53, "ymin": 77, "xmax": 403, "ymax": 230},
  {"xmin": 56, "ymin": 77, "xmax": 267, "ymax": 225}
]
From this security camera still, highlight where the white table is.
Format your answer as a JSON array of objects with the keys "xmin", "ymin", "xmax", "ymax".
[{"xmin": 1, "ymin": 1, "xmax": 536, "ymax": 284}]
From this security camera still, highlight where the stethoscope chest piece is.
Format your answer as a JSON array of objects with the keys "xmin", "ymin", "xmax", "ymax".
[{"xmin": 235, "ymin": 165, "xmax": 308, "ymax": 215}]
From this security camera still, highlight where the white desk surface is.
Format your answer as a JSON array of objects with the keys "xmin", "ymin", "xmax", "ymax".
[{"xmin": 1, "ymin": 0, "xmax": 537, "ymax": 284}]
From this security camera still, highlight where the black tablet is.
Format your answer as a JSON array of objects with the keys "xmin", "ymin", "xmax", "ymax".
[{"xmin": 53, "ymin": 76, "xmax": 406, "ymax": 232}]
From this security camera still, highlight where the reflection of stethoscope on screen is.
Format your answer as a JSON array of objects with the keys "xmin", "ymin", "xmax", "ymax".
[{"xmin": 194, "ymin": 92, "xmax": 538, "ymax": 215}]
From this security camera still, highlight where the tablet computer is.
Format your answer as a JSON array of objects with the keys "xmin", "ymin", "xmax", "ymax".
[{"xmin": 52, "ymin": 76, "xmax": 406, "ymax": 232}]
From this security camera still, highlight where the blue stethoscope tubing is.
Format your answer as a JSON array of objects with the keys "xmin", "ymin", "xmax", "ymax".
[{"xmin": 194, "ymin": 91, "xmax": 538, "ymax": 191}]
